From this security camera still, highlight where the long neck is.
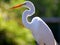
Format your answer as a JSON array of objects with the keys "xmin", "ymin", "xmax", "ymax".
[{"xmin": 22, "ymin": 1, "xmax": 35, "ymax": 29}]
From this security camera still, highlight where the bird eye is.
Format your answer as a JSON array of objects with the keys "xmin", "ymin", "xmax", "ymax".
[{"xmin": 23, "ymin": 2, "xmax": 26, "ymax": 5}]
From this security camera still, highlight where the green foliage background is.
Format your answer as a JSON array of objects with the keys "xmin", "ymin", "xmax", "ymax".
[
  {"xmin": 0, "ymin": 0, "xmax": 36, "ymax": 45},
  {"xmin": 29, "ymin": 0, "xmax": 60, "ymax": 17}
]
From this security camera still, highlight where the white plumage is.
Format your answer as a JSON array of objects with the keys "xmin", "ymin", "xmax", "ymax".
[{"xmin": 11, "ymin": 1, "xmax": 57, "ymax": 45}]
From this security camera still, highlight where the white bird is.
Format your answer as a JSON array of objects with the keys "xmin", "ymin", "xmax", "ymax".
[{"xmin": 11, "ymin": 1, "xmax": 57, "ymax": 45}]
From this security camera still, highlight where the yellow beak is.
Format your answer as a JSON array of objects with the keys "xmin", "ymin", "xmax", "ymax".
[{"xmin": 10, "ymin": 3, "xmax": 25, "ymax": 9}]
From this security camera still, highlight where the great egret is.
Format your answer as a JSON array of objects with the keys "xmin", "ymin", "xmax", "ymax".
[{"xmin": 11, "ymin": 1, "xmax": 57, "ymax": 45}]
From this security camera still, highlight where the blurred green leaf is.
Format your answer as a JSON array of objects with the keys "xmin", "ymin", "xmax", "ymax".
[{"xmin": 0, "ymin": 0, "xmax": 36, "ymax": 45}]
